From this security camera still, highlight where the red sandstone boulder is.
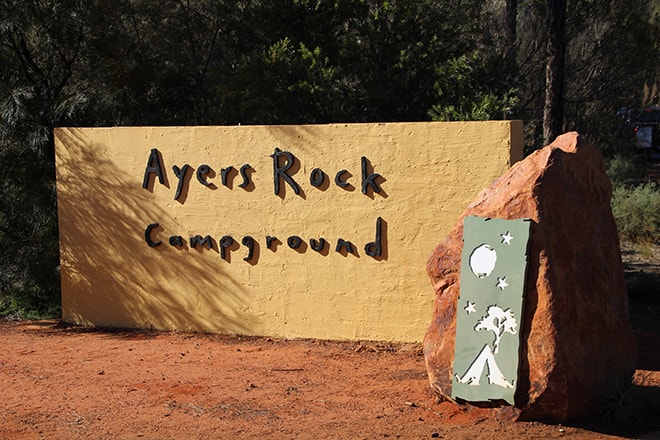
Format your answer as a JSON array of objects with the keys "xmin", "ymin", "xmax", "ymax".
[{"xmin": 424, "ymin": 132, "xmax": 637, "ymax": 422}]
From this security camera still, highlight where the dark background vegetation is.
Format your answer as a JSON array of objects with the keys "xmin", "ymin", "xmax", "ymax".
[{"xmin": 1, "ymin": 0, "xmax": 659, "ymax": 318}]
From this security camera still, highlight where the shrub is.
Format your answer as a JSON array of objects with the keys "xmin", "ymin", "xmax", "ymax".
[
  {"xmin": 606, "ymin": 154, "xmax": 646, "ymax": 188},
  {"xmin": 600, "ymin": 373, "xmax": 660, "ymax": 431},
  {"xmin": 611, "ymin": 182, "xmax": 660, "ymax": 243}
]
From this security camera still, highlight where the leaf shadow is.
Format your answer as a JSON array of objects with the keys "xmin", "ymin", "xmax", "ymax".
[{"xmin": 55, "ymin": 128, "xmax": 255, "ymax": 335}]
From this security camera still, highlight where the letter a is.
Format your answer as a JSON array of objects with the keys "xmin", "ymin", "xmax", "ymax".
[{"xmin": 142, "ymin": 148, "xmax": 165, "ymax": 189}]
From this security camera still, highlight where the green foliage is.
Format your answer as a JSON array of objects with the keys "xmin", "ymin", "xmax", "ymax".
[
  {"xmin": 611, "ymin": 182, "xmax": 660, "ymax": 243},
  {"xmin": 0, "ymin": 0, "xmax": 87, "ymax": 319},
  {"xmin": 0, "ymin": 287, "xmax": 60, "ymax": 320},
  {"xmin": 606, "ymin": 154, "xmax": 646, "ymax": 188},
  {"xmin": 429, "ymin": 51, "xmax": 519, "ymax": 122},
  {"xmin": 516, "ymin": 0, "xmax": 660, "ymax": 150},
  {"xmin": 0, "ymin": 0, "xmax": 659, "ymax": 318},
  {"xmin": 606, "ymin": 154, "xmax": 659, "ymax": 257},
  {"xmin": 0, "ymin": 0, "xmax": 507, "ymax": 318}
]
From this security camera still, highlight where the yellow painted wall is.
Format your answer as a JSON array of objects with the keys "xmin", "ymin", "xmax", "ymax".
[{"xmin": 55, "ymin": 121, "xmax": 523, "ymax": 342}]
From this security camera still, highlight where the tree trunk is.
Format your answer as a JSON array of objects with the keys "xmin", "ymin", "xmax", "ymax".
[
  {"xmin": 543, "ymin": 0, "xmax": 567, "ymax": 146},
  {"xmin": 504, "ymin": 0, "xmax": 518, "ymax": 61}
]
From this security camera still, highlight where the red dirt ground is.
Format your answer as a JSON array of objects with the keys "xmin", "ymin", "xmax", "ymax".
[{"xmin": 1, "ymin": 319, "xmax": 659, "ymax": 439}]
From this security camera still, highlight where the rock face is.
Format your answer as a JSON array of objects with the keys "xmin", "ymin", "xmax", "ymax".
[{"xmin": 424, "ymin": 132, "xmax": 637, "ymax": 422}]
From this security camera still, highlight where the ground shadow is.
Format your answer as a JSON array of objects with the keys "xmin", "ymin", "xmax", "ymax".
[{"xmin": 566, "ymin": 260, "xmax": 660, "ymax": 437}]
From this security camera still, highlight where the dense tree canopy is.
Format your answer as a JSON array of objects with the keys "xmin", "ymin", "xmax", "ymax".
[{"xmin": 1, "ymin": 0, "xmax": 659, "ymax": 316}]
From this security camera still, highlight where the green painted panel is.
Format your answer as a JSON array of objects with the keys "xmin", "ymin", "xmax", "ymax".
[{"xmin": 451, "ymin": 216, "xmax": 531, "ymax": 404}]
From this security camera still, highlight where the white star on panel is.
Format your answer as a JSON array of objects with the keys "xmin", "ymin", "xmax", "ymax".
[
  {"xmin": 501, "ymin": 231, "xmax": 513, "ymax": 245},
  {"xmin": 496, "ymin": 276, "xmax": 509, "ymax": 290},
  {"xmin": 464, "ymin": 301, "xmax": 476, "ymax": 314}
]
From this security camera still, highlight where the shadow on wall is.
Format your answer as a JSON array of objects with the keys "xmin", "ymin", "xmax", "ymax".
[{"xmin": 56, "ymin": 128, "xmax": 255, "ymax": 334}]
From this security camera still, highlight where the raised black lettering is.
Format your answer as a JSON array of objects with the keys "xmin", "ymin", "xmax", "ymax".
[
  {"xmin": 310, "ymin": 168, "xmax": 326, "ymax": 188},
  {"xmin": 144, "ymin": 223, "xmax": 161, "ymax": 248},
  {"xmin": 196, "ymin": 164, "xmax": 212, "ymax": 186},
  {"xmin": 287, "ymin": 235, "xmax": 303, "ymax": 249},
  {"xmin": 335, "ymin": 238, "xmax": 355, "ymax": 254},
  {"xmin": 242, "ymin": 236, "xmax": 255, "ymax": 261},
  {"xmin": 364, "ymin": 217, "xmax": 383, "ymax": 257},
  {"xmin": 172, "ymin": 164, "xmax": 192, "ymax": 201},
  {"xmin": 169, "ymin": 236, "xmax": 184, "ymax": 247},
  {"xmin": 239, "ymin": 164, "xmax": 252, "ymax": 188},
  {"xmin": 266, "ymin": 236, "xmax": 279, "ymax": 250},
  {"xmin": 220, "ymin": 235, "xmax": 234, "ymax": 260},
  {"xmin": 361, "ymin": 156, "xmax": 383, "ymax": 195},
  {"xmin": 190, "ymin": 235, "xmax": 213, "ymax": 249},
  {"xmin": 142, "ymin": 148, "xmax": 165, "ymax": 189},
  {"xmin": 335, "ymin": 169, "xmax": 350, "ymax": 188},
  {"xmin": 221, "ymin": 166, "xmax": 234, "ymax": 186},
  {"xmin": 310, "ymin": 237, "xmax": 327, "ymax": 252},
  {"xmin": 270, "ymin": 148, "xmax": 301, "ymax": 196}
]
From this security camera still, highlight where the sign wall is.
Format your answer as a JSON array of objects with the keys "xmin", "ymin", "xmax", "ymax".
[{"xmin": 55, "ymin": 121, "xmax": 522, "ymax": 342}]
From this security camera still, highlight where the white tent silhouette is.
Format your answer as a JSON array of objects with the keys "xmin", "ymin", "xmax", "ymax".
[{"xmin": 455, "ymin": 344, "xmax": 514, "ymax": 389}]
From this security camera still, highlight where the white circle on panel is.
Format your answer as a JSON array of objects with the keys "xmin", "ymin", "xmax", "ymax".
[{"xmin": 469, "ymin": 244, "xmax": 497, "ymax": 278}]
